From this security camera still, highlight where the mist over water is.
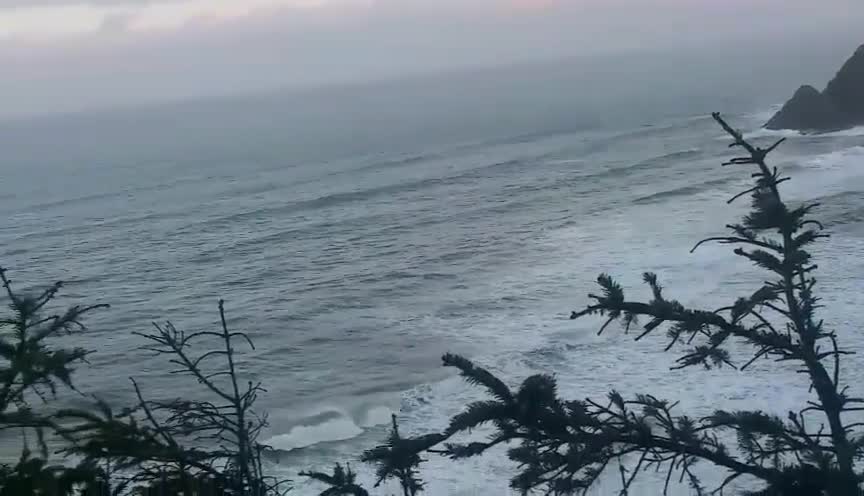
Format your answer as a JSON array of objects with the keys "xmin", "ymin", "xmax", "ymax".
[{"xmin": 1, "ymin": 46, "xmax": 864, "ymax": 494}]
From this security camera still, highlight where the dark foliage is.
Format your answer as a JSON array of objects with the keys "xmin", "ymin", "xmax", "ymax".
[
  {"xmin": 0, "ymin": 273, "xmax": 290, "ymax": 494},
  {"xmin": 57, "ymin": 301, "xmax": 291, "ymax": 495},
  {"xmin": 300, "ymin": 463, "xmax": 369, "ymax": 496},
  {"xmin": 359, "ymin": 415, "xmax": 443, "ymax": 496},
  {"xmin": 0, "ymin": 267, "xmax": 108, "ymax": 494},
  {"xmin": 0, "ymin": 449, "xmax": 108, "ymax": 496},
  {"xmin": 0, "ymin": 268, "xmax": 106, "ymax": 435}
]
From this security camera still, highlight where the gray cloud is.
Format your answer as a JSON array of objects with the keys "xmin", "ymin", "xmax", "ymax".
[
  {"xmin": 0, "ymin": 0, "xmax": 861, "ymax": 119},
  {"xmin": 0, "ymin": 0, "xmax": 172, "ymax": 4}
]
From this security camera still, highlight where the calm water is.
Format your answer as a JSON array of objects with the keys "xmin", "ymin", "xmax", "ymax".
[{"xmin": 2, "ymin": 48, "xmax": 864, "ymax": 494}]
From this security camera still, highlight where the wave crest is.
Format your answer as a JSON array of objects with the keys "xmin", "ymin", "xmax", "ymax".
[{"xmin": 264, "ymin": 405, "xmax": 394, "ymax": 452}]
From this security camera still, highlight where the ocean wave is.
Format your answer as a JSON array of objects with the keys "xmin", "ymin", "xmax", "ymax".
[
  {"xmin": 742, "ymin": 128, "xmax": 805, "ymax": 140},
  {"xmin": 778, "ymin": 146, "xmax": 864, "ymax": 188},
  {"xmin": 584, "ymin": 148, "xmax": 703, "ymax": 181},
  {"xmin": 373, "ymin": 152, "xmax": 442, "ymax": 169},
  {"xmin": 807, "ymin": 190, "xmax": 864, "ymax": 228},
  {"xmin": 779, "ymin": 147, "xmax": 864, "ymax": 226},
  {"xmin": 16, "ymin": 171, "xmax": 211, "ymax": 215},
  {"xmin": 632, "ymin": 177, "xmax": 734, "ymax": 205},
  {"xmin": 647, "ymin": 148, "xmax": 703, "ymax": 162},
  {"xmin": 828, "ymin": 208, "xmax": 864, "ymax": 229},
  {"xmin": 718, "ymin": 124, "xmax": 864, "ymax": 141},
  {"xmin": 813, "ymin": 190, "xmax": 864, "ymax": 203},
  {"xmin": 805, "ymin": 146, "xmax": 864, "ymax": 169},
  {"xmin": 266, "ymin": 418, "xmax": 362, "ymax": 452},
  {"xmin": 359, "ymin": 406, "xmax": 396, "ymax": 428},
  {"xmin": 0, "ymin": 247, "xmax": 27, "ymax": 257},
  {"xmin": 743, "ymin": 105, "xmax": 783, "ymax": 126},
  {"xmin": 345, "ymin": 152, "xmax": 444, "ymax": 177},
  {"xmin": 9, "ymin": 208, "xmax": 191, "ymax": 246},
  {"xmin": 822, "ymin": 125, "xmax": 864, "ymax": 137},
  {"xmin": 683, "ymin": 114, "xmax": 715, "ymax": 123},
  {"xmin": 776, "ymin": 161, "xmax": 807, "ymax": 173},
  {"xmin": 544, "ymin": 158, "xmax": 585, "ymax": 166},
  {"xmin": 264, "ymin": 406, "xmax": 394, "ymax": 452},
  {"xmin": 185, "ymin": 181, "xmax": 438, "ymax": 231},
  {"xmin": 183, "ymin": 158, "xmax": 529, "ymax": 233},
  {"xmin": 602, "ymin": 119, "xmax": 709, "ymax": 144},
  {"xmin": 476, "ymin": 127, "xmax": 585, "ymax": 149}
]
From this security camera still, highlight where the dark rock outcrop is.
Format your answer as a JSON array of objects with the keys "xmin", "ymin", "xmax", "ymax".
[
  {"xmin": 765, "ymin": 85, "xmax": 843, "ymax": 131},
  {"xmin": 765, "ymin": 44, "xmax": 864, "ymax": 132},
  {"xmin": 824, "ymin": 44, "xmax": 864, "ymax": 119}
]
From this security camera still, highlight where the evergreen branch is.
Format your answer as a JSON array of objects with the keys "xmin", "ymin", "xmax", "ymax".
[
  {"xmin": 711, "ymin": 113, "xmax": 856, "ymax": 483},
  {"xmin": 442, "ymin": 353, "xmax": 513, "ymax": 404}
]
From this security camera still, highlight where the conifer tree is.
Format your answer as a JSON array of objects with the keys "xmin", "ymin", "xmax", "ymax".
[{"xmin": 0, "ymin": 267, "xmax": 108, "ymax": 495}]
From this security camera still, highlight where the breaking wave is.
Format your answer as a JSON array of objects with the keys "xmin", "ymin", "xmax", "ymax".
[{"xmin": 265, "ymin": 406, "xmax": 394, "ymax": 452}]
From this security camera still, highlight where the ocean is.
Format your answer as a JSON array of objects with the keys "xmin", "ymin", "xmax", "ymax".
[{"xmin": 1, "ymin": 45, "xmax": 863, "ymax": 494}]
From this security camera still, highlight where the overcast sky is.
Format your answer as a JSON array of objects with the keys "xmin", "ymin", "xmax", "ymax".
[{"xmin": 1, "ymin": 0, "xmax": 862, "ymax": 118}]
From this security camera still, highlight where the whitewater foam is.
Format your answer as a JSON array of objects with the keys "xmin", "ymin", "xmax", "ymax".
[
  {"xmin": 745, "ymin": 126, "xmax": 864, "ymax": 140},
  {"xmin": 744, "ymin": 104, "xmax": 782, "ymax": 126},
  {"xmin": 807, "ymin": 145, "xmax": 864, "ymax": 168},
  {"xmin": 772, "ymin": 146, "xmax": 864, "ymax": 204},
  {"xmin": 358, "ymin": 405, "xmax": 395, "ymax": 428},
  {"xmin": 823, "ymin": 125, "xmax": 864, "ymax": 137},
  {"xmin": 713, "ymin": 122, "xmax": 864, "ymax": 141},
  {"xmin": 266, "ymin": 418, "xmax": 363, "ymax": 452},
  {"xmin": 265, "ymin": 405, "xmax": 395, "ymax": 452}
]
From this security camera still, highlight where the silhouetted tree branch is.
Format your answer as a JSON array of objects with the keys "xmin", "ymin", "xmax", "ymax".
[
  {"xmin": 59, "ymin": 301, "xmax": 290, "ymax": 495},
  {"xmin": 360, "ymin": 415, "xmax": 442, "ymax": 496},
  {"xmin": 301, "ymin": 463, "xmax": 369, "ymax": 496}
]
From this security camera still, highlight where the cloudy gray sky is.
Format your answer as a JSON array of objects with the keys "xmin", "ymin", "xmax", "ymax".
[{"xmin": 1, "ymin": 0, "xmax": 861, "ymax": 118}]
